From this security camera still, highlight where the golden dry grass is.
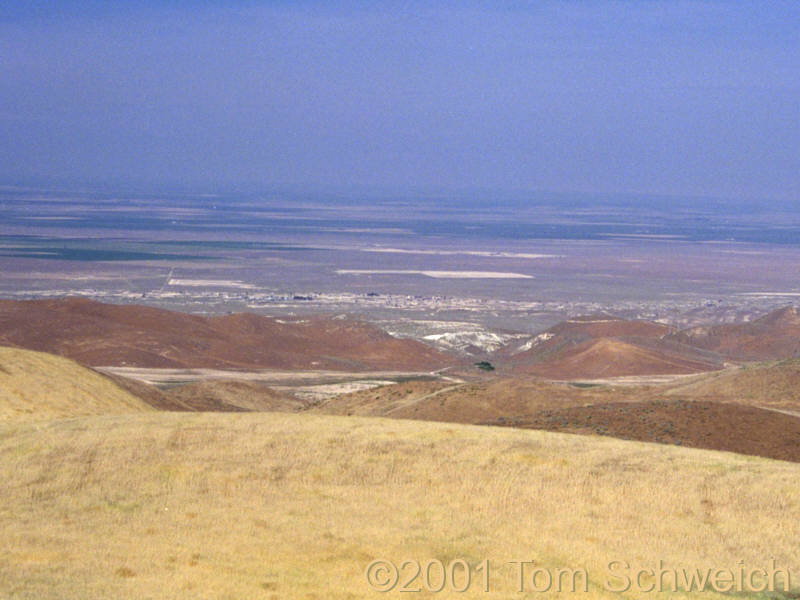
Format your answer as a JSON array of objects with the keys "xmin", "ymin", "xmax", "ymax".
[
  {"xmin": 0, "ymin": 346, "xmax": 152, "ymax": 421},
  {"xmin": 664, "ymin": 359, "xmax": 800, "ymax": 410},
  {"xmin": 1, "ymin": 411, "xmax": 798, "ymax": 599}
]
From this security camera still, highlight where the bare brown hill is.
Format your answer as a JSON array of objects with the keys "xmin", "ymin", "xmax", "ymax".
[
  {"xmin": 484, "ymin": 400, "xmax": 800, "ymax": 463},
  {"xmin": 548, "ymin": 315, "xmax": 669, "ymax": 338},
  {"xmin": 515, "ymin": 337, "xmax": 720, "ymax": 379},
  {"xmin": 0, "ymin": 297, "xmax": 457, "ymax": 371},
  {"xmin": 668, "ymin": 305, "xmax": 800, "ymax": 361},
  {"xmin": 503, "ymin": 316, "xmax": 656, "ymax": 362},
  {"xmin": 504, "ymin": 315, "xmax": 719, "ymax": 379}
]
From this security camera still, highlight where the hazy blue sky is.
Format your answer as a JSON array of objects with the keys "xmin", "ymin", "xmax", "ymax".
[{"xmin": 1, "ymin": 1, "xmax": 798, "ymax": 200}]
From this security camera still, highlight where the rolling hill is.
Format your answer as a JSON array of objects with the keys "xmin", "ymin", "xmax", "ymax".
[
  {"xmin": 668, "ymin": 305, "xmax": 800, "ymax": 361},
  {"xmin": 1, "ymin": 411, "xmax": 798, "ymax": 599},
  {"xmin": 0, "ymin": 297, "xmax": 457, "ymax": 371},
  {"xmin": 315, "ymin": 377, "xmax": 651, "ymax": 422},
  {"xmin": 663, "ymin": 358, "xmax": 800, "ymax": 410},
  {"xmin": 504, "ymin": 316, "xmax": 721, "ymax": 379},
  {"xmin": 104, "ymin": 372, "xmax": 306, "ymax": 413},
  {"xmin": 502, "ymin": 307, "xmax": 800, "ymax": 379},
  {"xmin": 484, "ymin": 399, "xmax": 800, "ymax": 462},
  {"xmin": 161, "ymin": 379, "xmax": 306, "ymax": 412},
  {"xmin": 546, "ymin": 314, "xmax": 670, "ymax": 338},
  {"xmin": 513, "ymin": 337, "xmax": 720, "ymax": 379},
  {"xmin": 318, "ymin": 358, "xmax": 800, "ymax": 462},
  {"xmin": 0, "ymin": 345, "xmax": 152, "ymax": 420},
  {"xmin": 4, "ymin": 299, "xmax": 797, "ymax": 381},
  {"xmin": 502, "ymin": 315, "xmax": 666, "ymax": 362}
]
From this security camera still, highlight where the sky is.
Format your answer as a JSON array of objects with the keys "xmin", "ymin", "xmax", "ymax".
[{"xmin": 0, "ymin": 1, "xmax": 798, "ymax": 201}]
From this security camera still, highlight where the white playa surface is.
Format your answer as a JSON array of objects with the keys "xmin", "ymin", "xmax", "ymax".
[
  {"xmin": 736, "ymin": 292, "xmax": 800, "ymax": 296},
  {"xmin": 336, "ymin": 269, "xmax": 534, "ymax": 279},
  {"xmin": 168, "ymin": 278, "xmax": 256, "ymax": 289},
  {"xmin": 598, "ymin": 233, "xmax": 688, "ymax": 239},
  {"xmin": 280, "ymin": 380, "xmax": 397, "ymax": 402},
  {"xmin": 361, "ymin": 248, "xmax": 560, "ymax": 259}
]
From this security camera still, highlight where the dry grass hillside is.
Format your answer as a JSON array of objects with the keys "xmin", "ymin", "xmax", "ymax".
[
  {"xmin": 163, "ymin": 379, "xmax": 306, "ymax": 412},
  {"xmin": 318, "ymin": 369, "xmax": 800, "ymax": 461},
  {"xmin": 487, "ymin": 400, "xmax": 800, "ymax": 462},
  {"xmin": 664, "ymin": 359, "xmax": 800, "ymax": 410},
  {"xmin": 1, "ymin": 412, "xmax": 799, "ymax": 599},
  {"xmin": 104, "ymin": 372, "xmax": 313, "ymax": 412},
  {"xmin": 0, "ymin": 346, "xmax": 152, "ymax": 421}
]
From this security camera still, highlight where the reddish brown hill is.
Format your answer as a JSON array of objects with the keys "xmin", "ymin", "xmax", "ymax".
[
  {"xmin": 504, "ymin": 315, "xmax": 719, "ymax": 379},
  {"xmin": 484, "ymin": 400, "xmax": 800, "ymax": 463},
  {"xmin": 668, "ymin": 306, "xmax": 800, "ymax": 361},
  {"xmin": 516, "ymin": 338, "xmax": 719, "ymax": 379},
  {"xmin": 0, "ymin": 297, "xmax": 457, "ymax": 371},
  {"xmin": 504, "ymin": 316, "xmax": 672, "ymax": 364},
  {"xmin": 548, "ymin": 316, "xmax": 669, "ymax": 339},
  {"xmin": 506, "ymin": 308, "xmax": 800, "ymax": 379}
]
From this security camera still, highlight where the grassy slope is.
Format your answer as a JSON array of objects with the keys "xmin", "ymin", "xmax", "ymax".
[
  {"xmin": 163, "ymin": 379, "xmax": 306, "ymax": 412},
  {"xmin": 0, "ymin": 346, "xmax": 152, "ymax": 421},
  {"xmin": 1, "ymin": 411, "xmax": 798, "ymax": 599},
  {"xmin": 315, "ymin": 377, "xmax": 662, "ymax": 422},
  {"xmin": 664, "ymin": 359, "xmax": 800, "ymax": 410}
]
